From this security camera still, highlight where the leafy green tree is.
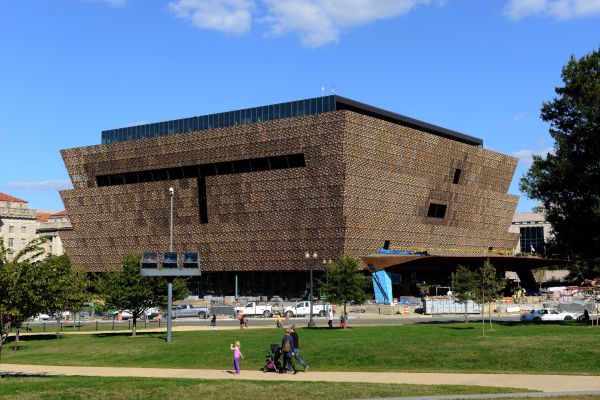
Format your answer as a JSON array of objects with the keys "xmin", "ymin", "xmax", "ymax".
[
  {"xmin": 473, "ymin": 260, "xmax": 505, "ymax": 333},
  {"xmin": 0, "ymin": 237, "xmax": 47, "ymax": 367},
  {"xmin": 99, "ymin": 254, "xmax": 189, "ymax": 336},
  {"xmin": 451, "ymin": 266, "xmax": 477, "ymax": 323},
  {"xmin": 451, "ymin": 261, "xmax": 504, "ymax": 333},
  {"xmin": 520, "ymin": 47, "xmax": 600, "ymax": 276},
  {"xmin": 37, "ymin": 254, "xmax": 88, "ymax": 338},
  {"xmin": 319, "ymin": 255, "xmax": 370, "ymax": 327}
]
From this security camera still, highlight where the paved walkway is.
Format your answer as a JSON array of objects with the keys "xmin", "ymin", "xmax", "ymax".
[
  {"xmin": 1, "ymin": 364, "xmax": 599, "ymax": 393},
  {"xmin": 375, "ymin": 392, "xmax": 600, "ymax": 400}
]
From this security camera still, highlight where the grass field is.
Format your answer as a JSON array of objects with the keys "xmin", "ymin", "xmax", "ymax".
[
  {"xmin": 0, "ymin": 376, "xmax": 529, "ymax": 400},
  {"xmin": 2, "ymin": 322, "xmax": 600, "ymax": 375}
]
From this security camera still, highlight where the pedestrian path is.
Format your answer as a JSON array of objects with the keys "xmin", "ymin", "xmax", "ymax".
[
  {"xmin": 2, "ymin": 364, "xmax": 599, "ymax": 393},
  {"xmin": 371, "ymin": 392, "xmax": 600, "ymax": 400}
]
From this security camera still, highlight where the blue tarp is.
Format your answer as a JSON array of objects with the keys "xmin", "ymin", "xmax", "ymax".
[
  {"xmin": 372, "ymin": 270, "xmax": 393, "ymax": 305},
  {"xmin": 376, "ymin": 248, "xmax": 410, "ymax": 255}
]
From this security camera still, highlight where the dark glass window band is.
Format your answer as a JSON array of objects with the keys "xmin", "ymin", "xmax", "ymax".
[{"xmin": 95, "ymin": 153, "xmax": 306, "ymax": 224}]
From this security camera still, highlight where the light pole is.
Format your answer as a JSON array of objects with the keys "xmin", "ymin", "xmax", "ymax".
[
  {"xmin": 167, "ymin": 187, "xmax": 174, "ymax": 344},
  {"xmin": 169, "ymin": 187, "xmax": 174, "ymax": 252},
  {"xmin": 322, "ymin": 259, "xmax": 332, "ymax": 284},
  {"xmin": 305, "ymin": 251, "xmax": 318, "ymax": 328}
]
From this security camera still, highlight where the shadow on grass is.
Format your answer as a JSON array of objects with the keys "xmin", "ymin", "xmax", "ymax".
[
  {"xmin": 0, "ymin": 372, "xmax": 51, "ymax": 378},
  {"xmin": 92, "ymin": 332, "xmax": 167, "ymax": 341},
  {"xmin": 4, "ymin": 334, "xmax": 59, "ymax": 343},
  {"xmin": 440, "ymin": 326, "xmax": 475, "ymax": 330},
  {"xmin": 513, "ymin": 321, "xmax": 585, "ymax": 326}
]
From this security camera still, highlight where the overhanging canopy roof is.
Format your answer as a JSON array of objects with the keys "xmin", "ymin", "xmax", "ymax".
[{"xmin": 362, "ymin": 253, "xmax": 567, "ymax": 274}]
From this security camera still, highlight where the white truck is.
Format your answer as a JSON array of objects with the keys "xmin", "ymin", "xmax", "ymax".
[
  {"xmin": 236, "ymin": 302, "xmax": 273, "ymax": 318},
  {"xmin": 284, "ymin": 301, "xmax": 332, "ymax": 318}
]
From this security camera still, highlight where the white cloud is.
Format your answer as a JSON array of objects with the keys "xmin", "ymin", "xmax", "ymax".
[
  {"xmin": 7, "ymin": 180, "xmax": 73, "ymax": 191},
  {"xmin": 513, "ymin": 112, "xmax": 525, "ymax": 122},
  {"xmin": 504, "ymin": 0, "xmax": 600, "ymax": 20},
  {"xmin": 263, "ymin": 0, "xmax": 436, "ymax": 47},
  {"xmin": 504, "ymin": 0, "xmax": 547, "ymax": 19},
  {"xmin": 85, "ymin": 0, "xmax": 128, "ymax": 7},
  {"xmin": 168, "ymin": 0, "xmax": 438, "ymax": 47},
  {"xmin": 512, "ymin": 147, "xmax": 554, "ymax": 164},
  {"xmin": 169, "ymin": 0, "xmax": 254, "ymax": 36},
  {"xmin": 125, "ymin": 121, "xmax": 147, "ymax": 127}
]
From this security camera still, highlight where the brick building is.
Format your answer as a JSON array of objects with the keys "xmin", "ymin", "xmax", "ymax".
[{"xmin": 60, "ymin": 96, "xmax": 519, "ymax": 297}]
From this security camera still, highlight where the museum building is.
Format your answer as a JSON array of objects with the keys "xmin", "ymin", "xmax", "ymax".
[{"xmin": 60, "ymin": 95, "xmax": 520, "ymax": 297}]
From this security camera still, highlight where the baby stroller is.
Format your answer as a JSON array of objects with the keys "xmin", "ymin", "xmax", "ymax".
[{"xmin": 262, "ymin": 344, "xmax": 281, "ymax": 373}]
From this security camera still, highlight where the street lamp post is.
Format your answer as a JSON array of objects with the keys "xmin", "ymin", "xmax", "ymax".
[
  {"xmin": 305, "ymin": 251, "xmax": 318, "ymax": 328},
  {"xmin": 167, "ymin": 187, "xmax": 174, "ymax": 344},
  {"xmin": 169, "ymin": 187, "xmax": 174, "ymax": 252}
]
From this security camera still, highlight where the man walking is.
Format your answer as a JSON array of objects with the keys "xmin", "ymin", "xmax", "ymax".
[
  {"xmin": 327, "ymin": 307, "xmax": 333, "ymax": 328},
  {"xmin": 290, "ymin": 325, "xmax": 309, "ymax": 372}
]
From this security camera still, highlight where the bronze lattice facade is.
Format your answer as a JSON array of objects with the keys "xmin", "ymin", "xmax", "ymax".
[{"xmin": 60, "ymin": 96, "xmax": 519, "ymax": 275}]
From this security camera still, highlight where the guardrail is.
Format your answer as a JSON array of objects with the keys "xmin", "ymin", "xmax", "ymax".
[{"xmin": 22, "ymin": 318, "xmax": 165, "ymax": 333}]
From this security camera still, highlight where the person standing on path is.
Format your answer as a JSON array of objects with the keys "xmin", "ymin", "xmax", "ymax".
[
  {"xmin": 340, "ymin": 312, "xmax": 347, "ymax": 328},
  {"xmin": 327, "ymin": 307, "xmax": 333, "ymax": 328},
  {"xmin": 276, "ymin": 313, "xmax": 283, "ymax": 328},
  {"xmin": 281, "ymin": 328, "xmax": 296, "ymax": 374},
  {"xmin": 238, "ymin": 312, "xmax": 245, "ymax": 329},
  {"xmin": 230, "ymin": 341, "xmax": 244, "ymax": 374},
  {"xmin": 290, "ymin": 325, "xmax": 308, "ymax": 372},
  {"xmin": 210, "ymin": 314, "xmax": 217, "ymax": 329}
]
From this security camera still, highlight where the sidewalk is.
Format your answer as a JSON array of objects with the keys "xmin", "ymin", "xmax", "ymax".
[{"xmin": 2, "ymin": 364, "xmax": 599, "ymax": 393}]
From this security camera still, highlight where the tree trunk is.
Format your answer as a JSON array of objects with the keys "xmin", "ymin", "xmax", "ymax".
[
  {"xmin": 489, "ymin": 301, "xmax": 494, "ymax": 331},
  {"xmin": 0, "ymin": 334, "xmax": 8, "ymax": 379},
  {"xmin": 13, "ymin": 329, "xmax": 19, "ymax": 351},
  {"xmin": 132, "ymin": 316, "xmax": 137, "ymax": 337},
  {"xmin": 56, "ymin": 318, "xmax": 61, "ymax": 339},
  {"xmin": 343, "ymin": 303, "xmax": 347, "ymax": 329},
  {"xmin": 0, "ymin": 339, "xmax": 4, "ymax": 378},
  {"xmin": 464, "ymin": 302, "xmax": 469, "ymax": 323},
  {"xmin": 481, "ymin": 285, "xmax": 485, "ymax": 337}
]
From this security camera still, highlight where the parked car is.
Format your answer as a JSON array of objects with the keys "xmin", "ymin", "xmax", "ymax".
[
  {"xmin": 284, "ymin": 301, "xmax": 332, "ymax": 318},
  {"xmin": 33, "ymin": 313, "xmax": 51, "ymax": 321},
  {"xmin": 144, "ymin": 307, "xmax": 162, "ymax": 320},
  {"xmin": 111, "ymin": 310, "xmax": 134, "ymax": 320},
  {"xmin": 172, "ymin": 304, "xmax": 209, "ymax": 319},
  {"xmin": 520, "ymin": 308, "xmax": 580, "ymax": 322}
]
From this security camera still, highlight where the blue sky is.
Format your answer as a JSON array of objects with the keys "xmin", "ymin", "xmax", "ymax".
[{"xmin": 1, "ymin": 0, "xmax": 599, "ymax": 211}]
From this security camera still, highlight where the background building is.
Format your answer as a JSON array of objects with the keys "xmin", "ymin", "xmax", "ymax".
[
  {"xmin": 0, "ymin": 193, "xmax": 71, "ymax": 259},
  {"xmin": 36, "ymin": 210, "xmax": 72, "ymax": 256},
  {"xmin": 60, "ymin": 95, "xmax": 520, "ymax": 297},
  {"xmin": 0, "ymin": 193, "xmax": 38, "ymax": 259},
  {"xmin": 510, "ymin": 210, "xmax": 553, "ymax": 254}
]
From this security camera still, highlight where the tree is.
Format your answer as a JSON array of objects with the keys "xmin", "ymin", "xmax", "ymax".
[
  {"xmin": 37, "ymin": 255, "xmax": 88, "ymax": 339},
  {"xmin": 99, "ymin": 254, "xmax": 189, "ymax": 336},
  {"xmin": 474, "ymin": 260, "xmax": 504, "ymax": 333},
  {"xmin": 520, "ymin": 47, "xmax": 600, "ymax": 276},
  {"xmin": 451, "ymin": 266, "xmax": 477, "ymax": 323},
  {"xmin": 319, "ymin": 255, "xmax": 370, "ymax": 327},
  {"xmin": 0, "ymin": 237, "xmax": 47, "ymax": 369},
  {"xmin": 451, "ymin": 261, "xmax": 504, "ymax": 334}
]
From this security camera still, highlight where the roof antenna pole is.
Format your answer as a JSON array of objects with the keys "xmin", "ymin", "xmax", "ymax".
[
  {"xmin": 321, "ymin": 86, "xmax": 325, "ymax": 97},
  {"xmin": 331, "ymin": 84, "xmax": 335, "ymax": 95}
]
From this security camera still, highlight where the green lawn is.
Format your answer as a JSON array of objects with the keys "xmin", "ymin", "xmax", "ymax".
[
  {"xmin": 3, "ymin": 323, "xmax": 600, "ymax": 375},
  {"xmin": 0, "ymin": 376, "xmax": 527, "ymax": 400}
]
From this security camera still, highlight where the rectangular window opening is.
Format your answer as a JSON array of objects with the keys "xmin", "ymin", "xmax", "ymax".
[
  {"xmin": 427, "ymin": 203, "xmax": 447, "ymax": 219},
  {"xmin": 453, "ymin": 168, "xmax": 462, "ymax": 184}
]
